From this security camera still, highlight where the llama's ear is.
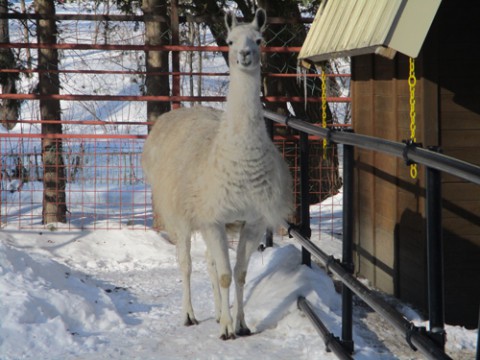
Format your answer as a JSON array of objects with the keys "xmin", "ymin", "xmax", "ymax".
[
  {"xmin": 225, "ymin": 11, "xmax": 237, "ymax": 32},
  {"xmin": 253, "ymin": 8, "xmax": 267, "ymax": 32}
]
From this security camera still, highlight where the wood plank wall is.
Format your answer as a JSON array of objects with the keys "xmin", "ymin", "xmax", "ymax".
[{"xmin": 350, "ymin": 0, "xmax": 480, "ymax": 328}]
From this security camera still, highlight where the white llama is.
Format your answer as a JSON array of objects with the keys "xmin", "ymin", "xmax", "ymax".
[{"xmin": 142, "ymin": 9, "xmax": 293, "ymax": 340}]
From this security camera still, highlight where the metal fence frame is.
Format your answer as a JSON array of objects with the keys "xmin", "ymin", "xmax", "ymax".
[
  {"xmin": 265, "ymin": 109, "xmax": 480, "ymax": 360},
  {"xmin": 0, "ymin": 10, "xmax": 350, "ymax": 231}
]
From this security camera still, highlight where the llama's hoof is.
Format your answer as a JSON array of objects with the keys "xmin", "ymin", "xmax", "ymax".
[
  {"xmin": 184, "ymin": 315, "xmax": 199, "ymax": 326},
  {"xmin": 220, "ymin": 333, "xmax": 236, "ymax": 341},
  {"xmin": 236, "ymin": 327, "xmax": 252, "ymax": 337}
]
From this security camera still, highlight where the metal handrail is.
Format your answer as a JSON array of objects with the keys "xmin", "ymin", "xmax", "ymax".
[
  {"xmin": 264, "ymin": 111, "xmax": 480, "ymax": 186},
  {"xmin": 297, "ymin": 296, "xmax": 354, "ymax": 360},
  {"xmin": 286, "ymin": 222, "xmax": 452, "ymax": 360}
]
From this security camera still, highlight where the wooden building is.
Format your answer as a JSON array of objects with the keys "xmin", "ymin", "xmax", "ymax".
[{"xmin": 300, "ymin": 0, "xmax": 480, "ymax": 328}]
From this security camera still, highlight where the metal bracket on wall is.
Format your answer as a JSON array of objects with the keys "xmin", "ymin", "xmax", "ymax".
[{"xmin": 402, "ymin": 139, "xmax": 423, "ymax": 166}]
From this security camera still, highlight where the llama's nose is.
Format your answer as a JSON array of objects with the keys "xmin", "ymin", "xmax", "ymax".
[{"xmin": 239, "ymin": 49, "xmax": 250, "ymax": 58}]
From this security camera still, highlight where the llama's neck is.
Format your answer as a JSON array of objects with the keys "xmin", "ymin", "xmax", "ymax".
[
  {"xmin": 222, "ymin": 68, "xmax": 265, "ymax": 139},
  {"xmin": 207, "ymin": 66, "xmax": 275, "ymax": 208}
]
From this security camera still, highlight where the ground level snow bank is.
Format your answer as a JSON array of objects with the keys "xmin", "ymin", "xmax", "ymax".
[{"xmin": 0, "ymin": 225, "xmax": 477, "ymax": 359}]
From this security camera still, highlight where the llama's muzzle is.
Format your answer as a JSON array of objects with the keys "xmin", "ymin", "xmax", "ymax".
[{"xmin": 238, "ymin": 50, "xmax": 252, "ymax": 66}]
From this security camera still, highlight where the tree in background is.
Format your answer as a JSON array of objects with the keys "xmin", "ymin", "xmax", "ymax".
[
  {"xmin": 0, "ymin": 0, "xmax": 20, "ymax": 131},
  {"xmin": 142, "ymin": 0, "xmax": 170, "ymax": 229},
  {"xmin": 142, "ymin": 0, "xmax": 171, "ymax": 124},
  {"xmin": 115, "ymin": 0, "xmax": 172, "ymax": 229},
  {"xmin": 258, "ymin": 0, "xmax": 342, "ymax": 211},
  {"xmin": 184, "ymin": 0, "xmax": 343, "ymax": 216},
  {"xmin": 34, "ymin": 0, "xmax": 67, "ymax": 224},
  {"xmin": 113, "ymin": 0, "xmax": 171, "ymax": 118}
]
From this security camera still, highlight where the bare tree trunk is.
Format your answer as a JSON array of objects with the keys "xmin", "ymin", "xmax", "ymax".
[
  {"xmin": 142, "ymin": 0, "xmax": 170, "ymax": 127},
  {"xmin": 198, "ymin": 26, "xmax": 205, "ymax": 104},
  {"xmin": 19, "ymin": 0, "xmax": 32, "ymax": 69},
  {"xmin": 0, "ymin": 0, "xmax": 20, "ymax": 130},
  {"xmin": 181, "ymin": 0, "xmax": 342, "ymax": 216},
  {"xmin": 258, "ymin": 0, "xmax": 342, "ymax": 215},
  {"xmin": 188, "ymin": 21, "xmax": 195, "ymax": 106},
  {"xmin": 142, "ymin": 0, "xmax": 170, "ymax": 230},
  {"xmin": 35, "ymin": 0, "xmax": 67, "ymax": 224},
  {"xmin": 188, "ymin": 0, "xmax": 229, "ymax": 64}
]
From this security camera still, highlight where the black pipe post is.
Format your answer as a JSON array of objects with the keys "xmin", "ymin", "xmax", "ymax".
[
  {"xmin": 426, "ymin": 148, "xmax": 446, "ymax": 349},
  {"xmin": 265, "ymin": 117, "xmax": 275, "ymax": 248},
  {"xmin": 286, "ymin": 224, "xmax": 453, "ymax": 360},
  {"xmin": 298, "ymin": 296, "xmax": 354, "ymax": 360},
  {"xmin": 341, "ymin": 143, "xmax": 355, "ymax": 353},
  {"xmin": 476, "ymin": 306, "xmax": 479, "ymax": 360},
  {"xmin": 265, "ymin": 229, "xmax": 273, "ymax": 248},
  {"xmin": 299, "ymin": 131, "xmax": 311, "ymax": 267}
]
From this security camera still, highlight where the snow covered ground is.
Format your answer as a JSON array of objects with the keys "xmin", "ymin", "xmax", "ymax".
[{"xmin": 0, "ymin": 209, "xmax": 477, "ymax": 359}]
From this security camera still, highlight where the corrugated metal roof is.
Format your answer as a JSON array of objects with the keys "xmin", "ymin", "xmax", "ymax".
[{"xmin": 299, "ymin": 0, "xmax": 442, "ymax": 63}]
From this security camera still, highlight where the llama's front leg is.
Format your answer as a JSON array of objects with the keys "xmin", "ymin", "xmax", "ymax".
[
  {"xmin": 177, "ymin": 234, "xmax": 198, "ymax": 326},
  {"xmin": 233, "ymin": 221, "xmax": 265, "ymax": 336},
  {"xmin": 201, "ymin": 225, "xmax": 235, "ymax": 340},
  {"xmin": 205, "ymin": 248, "xmax": 221, "ymax": 322}
]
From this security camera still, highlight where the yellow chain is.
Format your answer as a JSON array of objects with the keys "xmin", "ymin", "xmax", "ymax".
[
  {"xmin": 321, "ymin": 65, "xmax": 327, "ymax": 159},
  {"xmin": 408, "ymin": 57, "xmax": 418, "ymax": 179}
]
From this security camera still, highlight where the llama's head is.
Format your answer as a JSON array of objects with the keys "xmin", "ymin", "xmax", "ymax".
[{"xmin": 225, "ymin": 9, "xmax": 266, "ymax": 72}]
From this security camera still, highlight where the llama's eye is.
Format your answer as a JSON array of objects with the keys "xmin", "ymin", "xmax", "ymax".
[
  {"xmin": 227, "ymin": 40, "xmax": 233, "ymax": 46},
  {"xmin": 256, "ymin": 39, "xmax": 262, "ymax": 45}
]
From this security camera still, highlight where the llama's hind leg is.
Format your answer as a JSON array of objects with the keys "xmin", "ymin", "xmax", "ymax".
[
  {"xmin": 233, "ymin": 221, "xmax": 265, "ymax": 336},
  {"xmin": 176, "ymin": 232, "xmax": 198, "ymax": 326},
  {"xmin": 201, "ymin": 224, "xmax": 235, "ymax": 340}
]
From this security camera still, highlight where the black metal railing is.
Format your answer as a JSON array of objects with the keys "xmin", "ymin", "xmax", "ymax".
[{"xmin": 265, "ymin": 110, "xmax": 480, "ymax": 360}]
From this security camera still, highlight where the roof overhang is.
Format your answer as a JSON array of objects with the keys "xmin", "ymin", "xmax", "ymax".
[{"xmin": 298, "ymin": 0, "xmax": 442, "ymax": 64}]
